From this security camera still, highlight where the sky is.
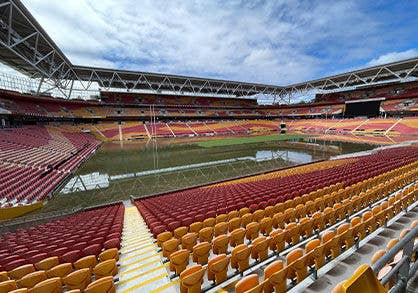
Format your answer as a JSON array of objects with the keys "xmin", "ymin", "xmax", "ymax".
[{"xmin": 14, "ymin": 0, "xmax": 418, "ymax": 87}]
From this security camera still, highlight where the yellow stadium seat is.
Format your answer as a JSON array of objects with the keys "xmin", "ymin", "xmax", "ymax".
[
  {"xmin": 8, "ymin": 264, "xmax": 35, "ymax": 280},
  {"xmin": 272, "ymin": 213, "xmax": 285, "ymax": 229},
  {"xmin": 192, "ymin": 242, "xmax": 211, "ymax": 265},
  {"xmin": 157, "ymin": 231, "xmax": 172, "ymax": 248},
  {"xmin": 174, "ymin": 227, "xmax": 189, "ymax": 239},
  {"xmin": 93, "ymin": 259, "xmax": 117, "ymax": 279},
  {"xmin": 253, "ymin": 210, "xmax": 265, "ymax": 223},
  {"xmin": 0, "ymin": 280, "xmax": 18, "ymax": 293},
  {"xmin": 231, "ymin": 244, "xmax": 251, "ymax": 273},
  {"xmin": 286, "ymin": 248, "xmax": 306, "ymax": 283},
  {"xmin": 341, "ymin": 264, "xmax": 386, "ymax": 293},
  {"xmin": 268, "ymin": 266, "xmax": 288, "ymax": 293},
  {"xmin": 260, "ymin": 217, "xmax": 273, "ymax": 235},
  {"xmin": 216, "ymin": 214, "xmax": 228, "ymax": 224},
  {"xmin": 241, "ymin": 214, "xmax": 253, "ymax": 228},
  {"xmin": 228, "ymin": 210, "xmax": 240, "ymax": 220},
  {"xmin": 198, "ymin": 227, "xmax": 213, "ymax": 243},
  {"xmin": 29, "ymin": 277, "xmax": 62, "ymax": 293},
  {"xmin": 230, "ymin": 228, "xmax": 245, "ymax": 247},
  {"xmin": 190, "ymin": 222, "xmax": 203, "ymax": 234},
  {"xmin": 99, "ymin": 248, "xmax": 119, "ymax": 262},
  {"xmin": 269, "ymin": 229, "xmax": 286, "ymax": 253},
  {"xmin": 73, "ymin": 255, "xmax": 97, "ymax": 272},
  {"xmin": 62, "ymin": 268, "xmax": 91, "ymax": 291},
  {"xmin": 251, "ymin": 237, "xmax": 269, "ymax": 262},
  {"xmin": 179, "ymin": 265, "xmax": 206, "ymax": 293},
  {"xmin": 214, "ymin": 222, "xmax": 228, "ymax": 237},
  {"xmin": 371, "ymin": 250, "xmax": 386, "ymax": 265},
  {"xmin": 35, "ymin": 257, "xmax": 59, "ymax": 271},
  {"xmin": 0, "ymin": 272, "xmax": 7, "ymax": 282},
  {"xmin": 169, "ymin": 249, "xmax": 190, "ymax": 275},
  {"xmin": 228, "ymin": 218, "xmax": 241, "ymax": 232},
  {"xmin": 212, "ymin": 234, "xmax": 229, "ymax": 255},
  {"xmin": 182, "ymin": 233, "xmax": 198, "ymax": 251},
  {"xmin": 17, "ymin": 271, "xmax": 47, "ymax": 289},
  {"xmin": 263, "ymin": 260, "xmax": 283, "ymax": 293},
  {"xmin": 235, "ymin": 274, "xmax": 259, "ymax": 293},
  {"xmin": 203, "ymin": 218, "xmax": 216, "ymax": 228},
  {"xmin": 162, "ymin": 238, "xmax": 180, "ymax": 258},
  {"xmin": 285, "ymin": 222, "xmax": 300, "ymax": 245},
  {"xmin": 46, "ymin": 263, "xmax": 73, "ymax": 279},
  {"xmin": 245, "ymin": 222, "xmax": 260, "ymax": 241},
  {"xmin": 208, "ymin": 254, "xmax": 230, "ymax": 285},
  {"xmin": 84, "ymin": 276, "xmax": 115, "ymax": 293}
]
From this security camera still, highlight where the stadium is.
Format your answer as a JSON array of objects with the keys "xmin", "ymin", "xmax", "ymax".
[{"xmin": 0, "ymin": 0, "xmax": 417, "ymax": 292}]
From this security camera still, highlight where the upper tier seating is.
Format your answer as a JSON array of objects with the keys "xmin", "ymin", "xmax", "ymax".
[{"xmin": 0, "ymin": 126, "xmax": 100, "ymax": 207}]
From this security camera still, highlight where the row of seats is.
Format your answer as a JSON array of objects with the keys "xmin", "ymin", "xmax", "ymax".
[
  {"xmin": 160, "ymin": 166, "xmax": 416, "ymax": 275},
  {"xmin": 150, "ymin": 161, "xmax": 416, "ymax": 291},
  {"xmin": 0, "ymin": 126, "xmax": 100, "ymax": 207},
  {"xmin": 334, "ymin": 220, "xmax": 418, "ymax": 292},
  {"xmin": 176, "ymin": 176, "xmax": 417, "ymax": 292},
  {"xmin": 136, "ymin": 146, "xmax": 418, "ymax": 237}
]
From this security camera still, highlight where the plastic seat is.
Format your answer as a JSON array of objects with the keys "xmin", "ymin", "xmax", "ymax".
[
  {"xmin": 202, "ymin": 218, "xmax": 215, "ymax": 228},
  {"xmin": 35, "ymin": 257, "xmax": 59, "ymax": 271},
  {"xmin": 62, "ymin": 268, "xmax": 91, "ymax": 291},
  {"xmin": 285, "ymin": 222, "xmax": 300, "ymax": 245},
  {"xmin": 286, "ymin": 248, "xmax": 306, "ymax": 283},
  {"xmin": 230, "ymin": 228, "xmax": 245, "ymax": 247},
  {"xmin": 198, "ymin": 227, "xmax": 213, "ymax": 243},
  {"xmin": 84, "ymin": 276, "xmax": 115, "ymax": 293},
  {"xmin": 231, "ymin": 244, "xmax": 251, "ymax": 273},
  {"xmin": 17, "ymin": 271, "xmax": 47, "ymax": 289},
  {"xmin": 182, "ymin": 233, "xmax": 198, "ymax": 252},
  {"xmin": 269, "ymin": 229, "xmax": 286, "ymax": 253},
  {"xmin": 192, "ymin": 242, "xmax": 211, "ymax": 265},
  {"xmin": 60, "ymin": 250, "xmax": 82, "ymax": 264},
  {"xmin": 73, "ymin": 255, "xmax": 97, "ymax": 272},
  {"xmin": 337, "ymin": 223, "xmax": 354, "ymax": 250},
  {"xmin": 29, "ymin": 277, "xmax": 62, "ymax": 293},
  {"xmin": 386, "ymin": 239, "xmax": 399, "ymax": 250},
  {"xmin": 189, "ymin": 222, "xmax": 203, "ymax": 234},
  {"xmin": 93, "ymin": 259, "xmax": 117, "ymax": 279},
  {"xmin": 312, "ymin": 212, "xmax": 325, "ymax": 232},
  {"xmin": 179, "ymin": 265, "xmax": 206, "ymax": 293},
  {"xmin": 46, "ymin": 263, "xmax": 73, "ymax": 279},
  {"xmin": 214, "ymin": 222, "xmax": 228, "ymax": 237},
  {"xmin": 251, "ymin": 237, "xmax": 269, "ymax": 262},
  {"xmin": 299, "ymin": 218, "xmax": 313, "ymax": 239},
  {"xmin": 0, "ymin": 280, "xmax": 17, "ymax": 293},
  {"xmin": 322, "ymin": 231, "xmax": 341, "ymax": 259},
  {"xmin": 371, "ymin": 250, "xmax": 386, "ymax": 265},
  {"xmin": 0, "ymin": 272, "xmax": 7, "ymax": 282},
  {"xmin": 305, "ymin": 239, "xmax": 325, "ymax": 270},
  {"xmin": 8, "ymin": 264, "xmax": 35, "ymax": 280},
  {"xmin": 253, "ymin": 210, "xmax": 265, "ymax": 222},
  {"xmin": 342, "ymin": 264, "xmax": 386, "ymax": 292},
  {"xmin": 268, "ymin": 266, "xmax": 288, "ymax": 293},
  {"xmin": 169, "ymin": 249, "xmax": 190, "ymax": 275},
  {"xmin": 235, "ymin": 274, "xmax": 260, "ymax": 293},
  {"xmin": 272, "ymin": 213, "xmax": 285, "ymax": 229},
  {"xmin": 162, "ymin": 238, "xmax": 180, "ymax": 258},
  {"xmin": 157, "ymin": 231, "xmax": 172, "ymax": 248},
  {"xmin": 260, "ymin": 217, "xmax": 273, "ymax": 235},
  {"xmin": 174, "ymin": 227, "xmax": 189, "ymax": 239},
  {"xmin": 241, "ymin": 214, "xmax": 253, "ymax": 228},
  {"xmin": 228, "ymin": 218, "xmax": 241, "ymax": 232},
  {"xmin": 208, "ymin": 254, "xmax": 230, "ymax": 285},
  {"xmin": 99, "ymin": 248, "xmax": 119, "ymax": 262},
  {"xmin": 245, "ymin": 222, "xmax": 260, "ymax": 241},
  {"xmin": 216, "ymin": 214, "xmax": 228, "ymax": 224},
  {"xmin": 82, "ymin": 244, "xmax": 101, "ymax": 257},
  {"xmin": 263, "ymin": 260, "xmax": 283, "ymax": 293},
  {"xmin": 228, "ymin": 210, "xmax": 240, "ymax": 220},
  {"xmin": 212, "ymin": 235, "xmax": 229, "ymax": 255}
]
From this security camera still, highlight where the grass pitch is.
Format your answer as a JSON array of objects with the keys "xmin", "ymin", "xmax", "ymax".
[{"xmin": 196, "ymin": 134, "xmax": 304, "ymax": 148}]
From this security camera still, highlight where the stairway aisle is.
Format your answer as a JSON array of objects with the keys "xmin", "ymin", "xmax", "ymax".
[{"xmin": 117, "ymin": 204, "xmax": 178, "ymax": 293}]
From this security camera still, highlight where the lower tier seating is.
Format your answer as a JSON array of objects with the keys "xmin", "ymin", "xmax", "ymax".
[{"xmin": 0, "ymin": 203, "xmax": 123, "ymax": 292}]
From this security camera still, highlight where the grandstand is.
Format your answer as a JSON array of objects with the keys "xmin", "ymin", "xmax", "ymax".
[{"xmin": 0, "ymin": 0, "xmax": 418, "ymax": 292}]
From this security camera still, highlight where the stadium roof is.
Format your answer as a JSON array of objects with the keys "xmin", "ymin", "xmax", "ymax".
[{"xmin": 0, "ymin": 0, "xmax": 418, "ymax": 99}]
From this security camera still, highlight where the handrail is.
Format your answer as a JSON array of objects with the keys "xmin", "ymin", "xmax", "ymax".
[{"xmin": 371, "ymin": 225, "xmax": 418, "ymax": 292}]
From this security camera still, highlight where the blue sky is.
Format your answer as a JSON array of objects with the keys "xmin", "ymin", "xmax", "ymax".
[{"xmin": 18, "ymin": 0, "xmax": 418, "ymax": 86}]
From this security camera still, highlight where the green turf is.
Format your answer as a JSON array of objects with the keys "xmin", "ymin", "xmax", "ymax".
[{"xmin": 195, "ymin": 134, "xmax": 305, "ymax": 148}]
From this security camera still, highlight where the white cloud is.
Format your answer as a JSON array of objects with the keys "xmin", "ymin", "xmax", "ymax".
[
  {"xmin": 367, "ymin": 49, "xmax": 418, "ymax": 67},
  {"xmin": 15, "ymin": 0, "xmax": 416, "ymax": 88}
]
